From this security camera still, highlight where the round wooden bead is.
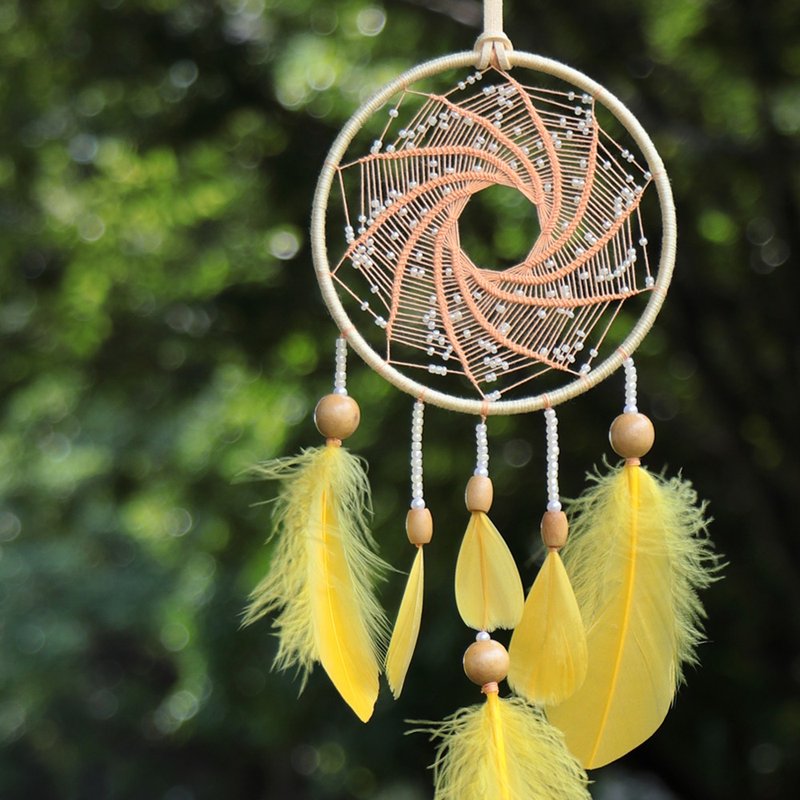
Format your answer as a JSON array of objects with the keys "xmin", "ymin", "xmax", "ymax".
[
  {"xmin": 541, "ymin": 510, "xmax": 569, "ymax": 549},
  {"xmin": 463, "ymin": 639, "xmax": 509, "ymax": 686},
  {"xmin": 314, "ymin": 394, "xmax": 361, "ymax": 440},
  {"xmin": 465, "ymin": 475, "xmax": 493, "ymax": 513},
  {"xmin": 406, "ymin": 507, "xmax": 433, "ymax": 545},
  {"xmin": 609, "ymin": 412, "xmax": 655, "ymax": 459}
]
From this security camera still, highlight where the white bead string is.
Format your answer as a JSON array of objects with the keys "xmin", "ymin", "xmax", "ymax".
[
  {"xmin": 544, "ymin": 408, "xmax": 561, "ymax": 512},
  {"xmin": 333, "ymin": 336, "xmax": 348, "ymax": 395},
  {"xmin": 474, "ymin": 421, "xmax": 489, "ymax": 477},
  {"xmin": 623, "ymin": 357, "xmax": 638, "ymax": 413},
  {"xmin": 410, "ymin": 401, "xmax": 426, "ymax": 509}
]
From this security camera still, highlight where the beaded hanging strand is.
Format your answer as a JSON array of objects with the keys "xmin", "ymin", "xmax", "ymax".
[
  {"xmin": 386, "ymin": 400, "xmax": 432, "ymax": 698},
  {"xmin": 455, "ymin": 419, "xmax": 524, "ymax": 634},
  {"xmin": 410, "ymin": 400, "xmax": 427, "ymax": 510},
  {"xmin": 548, "ymin": 357, "xmax": 718, "ymax": 768},
  {"xmin": 243, "ymin": 335, "xmax": 389, "ymax": 723},
  {"xmin": 508, "ymin": 407, "xmax": 587, "ymax": 705},
  {"xmin": 545, "ymin": 408, "xmax": 562, "ymax": 512},
  {"xmin": 333, "ymin": 335, "xmax": 349, "ymax": 396}
]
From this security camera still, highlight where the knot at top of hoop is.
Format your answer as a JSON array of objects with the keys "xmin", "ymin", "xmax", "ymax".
[{"xmin": 474, "ymin": 32, "xmax": 513, "ymax": 71}]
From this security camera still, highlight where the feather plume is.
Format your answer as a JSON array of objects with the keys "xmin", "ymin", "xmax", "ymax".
[
  {"xmin": 424, "ymin": 692, "xmax": 590, "ymax": 800},
  {"xmin": 508, "ymin": 549, "xmax": 588, "ymax": 705},
  {"xmin": 455, "ymin": 511, "xmax": 524, "ymax": 631},
  {"xmin": 243, "ymin": 445, "xmax": 389, "ymax": 723},
  {"xmin": 546, "ymin": 463, "xmax": 719, "ymax": 767},
  {"xmin": 385, "ymin": 545, "xmax": 425, "ymax": 698}
]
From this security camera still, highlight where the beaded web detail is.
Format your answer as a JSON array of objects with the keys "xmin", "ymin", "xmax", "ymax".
[{"xmin": 331, "ymin": 68, "xmax": 655, "ymax": 402}]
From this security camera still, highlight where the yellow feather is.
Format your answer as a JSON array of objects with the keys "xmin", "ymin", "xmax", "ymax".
[
  {"xmin": 547, "ymin": 463, "xmax": 719, "ymax": 768},
  {"xmin": 425, "ymin": 693, "xmax": 591, "ymax": 800},
  {"xmin": 508, "ymin": 549, "xmax": 588, "ymax": 705},
  {"xmin": 385, "ymin": 545, "xmax": 425, "ymax": 698},
  {"xmin": 243, "ymin": 445, "xmax": 389, "ymax": 723},
  {"xmin": 455, "ymin": 511, "xmax": 524, "ymax": 631}
]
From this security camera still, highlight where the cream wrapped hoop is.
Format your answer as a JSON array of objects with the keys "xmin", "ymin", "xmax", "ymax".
[{"xmin": 311, "ymin": 51, "xmax": 676, "ymax": 415}]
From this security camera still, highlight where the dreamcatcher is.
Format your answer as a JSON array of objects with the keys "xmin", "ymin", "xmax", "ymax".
[{"xmin": 244, "ymin": 2, "xmax": 718, "ymax": 796}]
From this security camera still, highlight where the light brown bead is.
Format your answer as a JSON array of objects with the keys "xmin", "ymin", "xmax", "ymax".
[
  {"xmin": 609, "ymin": 412, "xmax": 655, "ymax": 459},
  {"xmin": 463, "ymin": 639, "xmax": 509, "ymax": 686},
  {"xmin": 314, "ymin": 394, "xmax": 361, "ymax": 440},
  {"xmin": 465, "ymin": 475, "xmax": 493, "ymax": 513},
  {"xmin": 541, "ymin": 510, "xmax": 569, "ymax": 549},
  {"xmin": 406, "ymin": 507, "xmax": 433, "ymax": 545}
]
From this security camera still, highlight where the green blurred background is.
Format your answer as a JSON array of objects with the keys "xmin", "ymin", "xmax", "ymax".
[{"xmin": 1, "ymin": 0, "xmax": 798, "ymax": 798}]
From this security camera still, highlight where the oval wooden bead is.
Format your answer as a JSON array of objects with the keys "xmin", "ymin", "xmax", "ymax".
[
  {"xmin": 314, "ymin": 394, "xmax": 361, "ymax": 440},
  {"xmin": 465, "ymin": 475, "xmax": 493, "ymax": 513},
  {"xmin": 541, "ymin": 510, "xmax": 569, "ymax": 549},
  {"xmin": 406, "ymin": 507, "xmax": 433, "ymax": 545},
  {"xmin": 463, "ymin": 639, "xmax": 509, "ymax": 686},
  {"xmin": 609, "ymin": 412, "xmax": 655, "ymax": 459}
]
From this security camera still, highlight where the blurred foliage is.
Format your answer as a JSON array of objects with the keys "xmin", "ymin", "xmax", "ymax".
[{"xmin": 0, "ymin": 0, "xmax": 799, "ymax": 798}]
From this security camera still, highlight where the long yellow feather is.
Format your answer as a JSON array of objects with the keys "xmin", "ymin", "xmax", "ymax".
[
  {"xmin": 455, "ymin": 511, "xmax": 524, "ymax": 631},
  {"xmin": 243, "ymin": 445, "xmax": 389, "ymax": 723},
  {"xmin": 385, "ymin": 545, "xmax": 425, "ymax": 698},
  {"xmin": 425, "ymin": 692, "xmax": 591, "ymax": 800},
  {"xmin": 546, "ymin": 463, "xmax": 719, "ymax": 767},
  {"xmin": 508, "ymin": 549, "xmax": 588, "ymax": 705}
]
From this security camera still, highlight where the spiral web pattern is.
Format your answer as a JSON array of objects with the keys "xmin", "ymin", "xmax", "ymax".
[{"xmin": 330, "ymin": 67, "xmax": 655, "ymax": 402}]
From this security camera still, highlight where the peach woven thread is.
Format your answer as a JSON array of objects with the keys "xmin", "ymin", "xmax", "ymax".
[
  {"xmin": 331, "ymin": 69, "xmax": 651, "ymax": 398},
  {"xmin": 310, "ymin": 51, "xmax": 677, "ymax": 416}
]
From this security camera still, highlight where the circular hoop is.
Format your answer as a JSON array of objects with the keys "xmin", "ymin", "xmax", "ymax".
[{"xmin": 311, "ymin": 50, "xmax": 676, "ymax": 416}]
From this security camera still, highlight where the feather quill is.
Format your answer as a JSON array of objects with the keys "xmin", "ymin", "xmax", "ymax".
[
  {"xmin": 455, "ymin": 511, "xmax": 524, "ymax": 631},
  {"xmin": 425, "ymin": 692, "xmax": 591, "ymax": 800},
  {"xmin": 243, "ymin": 445, "xmax": 389, "ymax": 723},
  {"xmin": 546, "ymin": 463, "xmax": 719, "ymax": 767},
  {"xmin": 385, "ymin": 545, "xmax": 425, "ymax": 698},
  {"xmin": 508, "ymin": 549, "xmax": 588, "ymax": 705}
]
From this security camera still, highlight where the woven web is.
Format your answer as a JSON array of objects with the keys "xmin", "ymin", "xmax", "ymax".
[{"xmin": 330, "ymin": 68, "xmax": 655, "ymax": 402}]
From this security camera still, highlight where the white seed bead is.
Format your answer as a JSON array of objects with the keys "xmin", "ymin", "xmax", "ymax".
[
  {"xmin": 545, "ymin": 408, "xmax": 561, "ymax": 506},
  {"xmin": 410, "ymin": 401, "xmax": 426, "ymax": 507},
  {"xmin": 474, "ymin": 422, "xmax": 490, "ymax": 476},
  {"xmin": 476, "ymin": 631, "xmax": 491, "ymax": 641},
  {"xmin": 623, "ymin": 357, "xmax": 638, "ymax": 413},
  {"xmin": 333, "ymin": 337, "xmax": 348, "ymax": 395}
]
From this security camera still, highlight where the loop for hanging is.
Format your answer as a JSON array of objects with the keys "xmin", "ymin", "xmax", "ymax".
[{"xmin": 474, "ymin": 0, "xmax": 513, "ymax": 70}]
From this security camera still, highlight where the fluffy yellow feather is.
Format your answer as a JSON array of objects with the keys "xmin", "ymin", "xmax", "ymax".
[
  {"xmin": 385, "ymin": 545, "xmax": 425, "ymax": 698},
  {"xmin": 243, "ymin": 445, "xmax": 389, "ymax": 723},
  {"xmin": 547, "ymin": 463, "xmax": 719, "ymax": 768},
  {"xmin": 508, "ymin": 549, "xmax": 588, "ymax": 705},
  {"xmin": 455, "ymin": 511, "xmax": 524, "ymax": 631},
  {"xmin": 425, "ymin": 692, "xmax": 591, "ymax": 800}
]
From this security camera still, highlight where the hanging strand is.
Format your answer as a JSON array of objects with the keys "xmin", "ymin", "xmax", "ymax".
[
  {"xmin": 410, "ymin": 400, "xmax": 426, "ymax": 509},
  {"xmin": 474, "ymin": 421, "xmax": 489, "ymax": 477},
  {"xmin": 475, "ymin": 0, "xmax": 513, "ymax": 70},
  {"xmin": 334, "ymin": 335, "xmax": 348, "ymax": 395},
  {"xmin": 623, "ymin": 357, "xmax": 638, "ymax": 413},
  {"xmin": 544, "ymin": 408, "xmax": 561, "ymax": 512}
]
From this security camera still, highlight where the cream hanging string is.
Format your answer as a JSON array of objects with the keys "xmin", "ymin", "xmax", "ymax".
[{"xmin": 475, "ymin": 0, "xmax": 513, "ymax": 70}]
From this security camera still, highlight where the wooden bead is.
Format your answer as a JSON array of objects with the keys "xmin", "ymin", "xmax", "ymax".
[
  {"xmin": 609, "ymin": 412, "xmax": 655, "ymax": 459},
  {"xmin": 463, "ymin": 639, "xmax": 509, "ymax": 686},
  {"xmin": 314, "ymin": 394, "xmax": 360, "ymax": 440},
  {"xmin": 541, "ymin": 510, "xmax": 568, "ymax": 549},
  {"xmin": 465, "ymin": 475, "xmax": 493, "ymax": 513},
  {"xmin": 406, "ymin": 508, "xmax": 433, "ymax": 545}
]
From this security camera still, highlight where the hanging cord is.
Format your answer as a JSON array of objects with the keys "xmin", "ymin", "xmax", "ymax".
[
  {"xmin": 544, "ymin": 408, "xmax": 561, "ymax": 512},
  {"xmin": 474, "ymin": 0, "xmax": 513, "ymax": 70},
  {"xmin": 333, "ymin": 335, "xmax": 348, "ymax": 395},
  {"xmin": 622, "ymin": 357, "xmax": 638, "ymax": 413},
  {"xmin": 410, "ymin": 400, "xmax": 426, "ymax": 509}
]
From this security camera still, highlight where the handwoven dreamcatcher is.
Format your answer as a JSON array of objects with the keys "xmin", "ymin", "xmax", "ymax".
[{"xmin": 244, "ymin": 2, "xmax": 718, "ymax": 796}]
